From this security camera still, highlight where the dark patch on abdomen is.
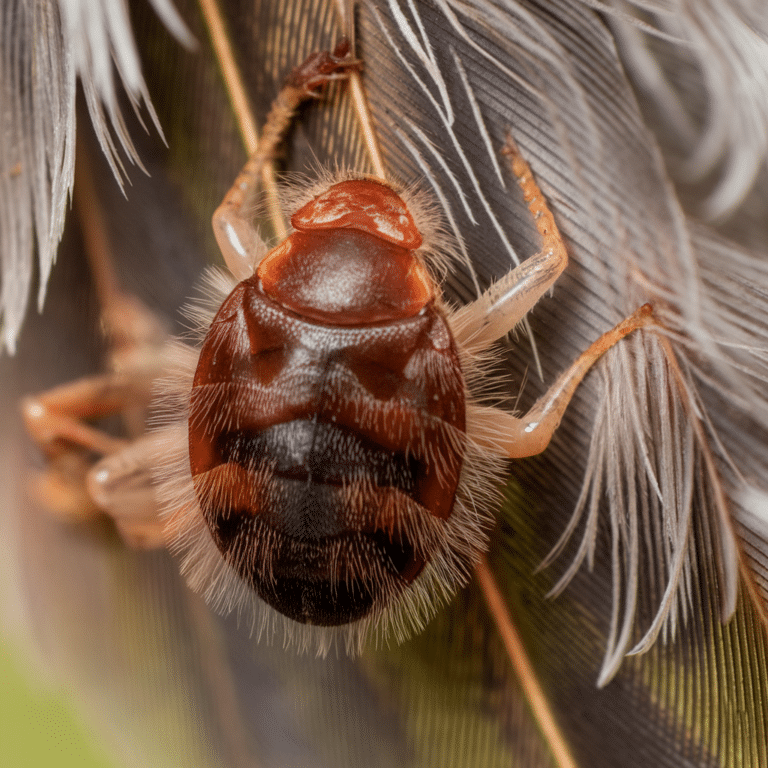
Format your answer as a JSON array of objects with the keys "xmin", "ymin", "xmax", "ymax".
[
  {"xmin": 209, "ymin": 513, "xmax": 424, "ymax": 626},
  {"xmin": 214, "ymin": 419, "xmax": 424, "ymax": 538}
]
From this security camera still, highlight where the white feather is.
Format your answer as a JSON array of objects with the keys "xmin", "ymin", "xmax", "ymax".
[
  {"xmin": 368, "ymin": 0, "xmax": 768, "ymax": 682},
  {"xmin": 0, "ymin": 0, "xmax": 192, "ymax": 354},
  {"xmin": 603, "ymin": 0, "xmax": 768, "ymax": 219}
]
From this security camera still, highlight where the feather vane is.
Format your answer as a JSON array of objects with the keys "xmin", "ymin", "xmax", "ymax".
[{"xmin": 0, "ymin": 0, "xmax": 191, "ymax": 354}]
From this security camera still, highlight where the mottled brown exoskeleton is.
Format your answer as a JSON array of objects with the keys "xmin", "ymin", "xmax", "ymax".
[
  {"xmin": 189, "ymin": 178, "xmax": 469, "ymax": 627},
  {"xmin": 24, "ymin": 43, "xmax": 653, "ymax": 651}
]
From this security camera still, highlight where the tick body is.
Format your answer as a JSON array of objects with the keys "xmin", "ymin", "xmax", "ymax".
[
  {"xmin": 189, "ymin": 181, "xmax": 466, "ymax": 624},
  {"xmin": 23, "ymin": 44, "xmax": 653, "ymax": 648}
]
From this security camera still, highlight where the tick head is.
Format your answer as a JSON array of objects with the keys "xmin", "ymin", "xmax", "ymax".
[{"xmin": 291, "ymin": 179, "xmax": 423, "ymax": 249}]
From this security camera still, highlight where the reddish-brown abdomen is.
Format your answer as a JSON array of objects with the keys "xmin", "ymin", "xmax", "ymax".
[{"xmin": 189, "ymin": 280, "xmax": 466, "ymax": 625}]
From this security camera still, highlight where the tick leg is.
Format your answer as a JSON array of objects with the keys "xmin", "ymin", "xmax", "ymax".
[
  {"xmin": 450, "ymin": 135, "xmax": 568, "ymax": 354},
  {"xmin": 23, "ymin": 373, "xmax": 165, "ymax": 545},
  {"xmin": 22, "ymin": 371, "xmax": 149, "ymax": 525},
  {"xmin": 30, "ymin": 453, "xmax": 101, "ymax": 522},
  {"xmin": 22, "ymin": 139, "xmax": 166, "ymax": 535},
  {"xmin": 212, "ymin": 40, "xmax": 360, "ymax": 280},
  {"xmin": 22, "ymin": 373, "xmax": 146, "ymax": 458},
  {"xmin": 468, "ymin": 305, "xmax": 654, "ymax": 458},
  {"xmin": 88, "ymin": 433, "xmax": 166, "ymax": 548}
]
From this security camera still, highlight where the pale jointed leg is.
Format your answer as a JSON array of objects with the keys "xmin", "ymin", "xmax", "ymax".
[
  {"xmin": 451, "ymin": 135, "xmax": 569, "ymax": 354},
  {"xmin": 212, "ymin": 40, "xmax": 361, "ymax": 280},
  {"xmin": 22, "ymin": 348, "xmax": 163, "ymax": 539},
  {"xmin": 468, "ymin": 304, "xmax": 654, "ymax": 458},
  {"xmin": 24, "ymin": 136, "xmax": 168, "ymax": 465},
  {"xmin": 23, "ymin": 373, "xmax": 139, "ymax": 458},
  {"xmin": 22, "ymin": 140, "xmax": 167, "ymax": 543},
  {"xmin": 23, "ymin": 367, "xmax": 173, "ymax": 546},
  {"xmin": 88, "ymin": 433, "xmax": 168, "ymax": 548}
]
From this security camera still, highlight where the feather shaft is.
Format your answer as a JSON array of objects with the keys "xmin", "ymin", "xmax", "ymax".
[{"xmin": 475, "ymin": 556, "xmax": 579, "ymax": 768}]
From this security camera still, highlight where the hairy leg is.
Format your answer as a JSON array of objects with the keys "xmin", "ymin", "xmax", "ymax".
[
  {"xmin": 212, "ymin": 41, "xmax": 360, "ymax": 279},
  {"xmin": 468, "ymin": 305, "xmax": 654, "ymax": 458},
  {"xmin": 451, "ymin": 136, "xmax": 568, "ymax": 354}
]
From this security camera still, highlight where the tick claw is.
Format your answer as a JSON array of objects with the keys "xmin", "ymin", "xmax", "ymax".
[{"xmin": 286, "ymin": 38, "xmax": 362, "ymax": 96}]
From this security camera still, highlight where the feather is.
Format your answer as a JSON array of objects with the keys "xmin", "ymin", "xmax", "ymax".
[
  {"xmin": 0, "ymin": 0, "xmax": 192, "ymax": 354},
  {"xmin": 599, "ymin": 0, "xmax": 768, "ymax": 220},
  {"xmin": 2, "ymin": 0, "xmax": 768, "ymax": 767}
]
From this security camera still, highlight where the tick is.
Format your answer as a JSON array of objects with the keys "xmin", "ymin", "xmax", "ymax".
[{"xmin": 23, "ymin": 42, "xmax": 653, "ymax": 648}]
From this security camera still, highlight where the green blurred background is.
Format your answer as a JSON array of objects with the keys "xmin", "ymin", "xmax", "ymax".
[{"xmin": 0, "ymin": 640, "xmax": 115, "ymax": 768}]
